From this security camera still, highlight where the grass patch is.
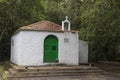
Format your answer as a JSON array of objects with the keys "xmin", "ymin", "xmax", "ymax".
[
  {"xmin": 0, "ymin": 66, "xmax": 7, "ymax": 80},
  {"xmin": 0, "ymin": 61, "xmax": 12, "ymax": 80}
]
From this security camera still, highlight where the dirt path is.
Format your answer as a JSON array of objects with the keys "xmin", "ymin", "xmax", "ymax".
[{"xmin": 11, "ymin": 74, "xmax": 120, "ymax": 80}]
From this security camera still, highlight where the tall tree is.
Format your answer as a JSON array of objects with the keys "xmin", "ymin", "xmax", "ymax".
[
  {"xmin": 80, "ymin": 0, "xmax": 120, "ymax": 62},
  {"xmin": 0, "ymin": 0, "xmax": 45, "ymax": 60},
  {"xmin": 45, "ymin": 0, "xmax": 82, "ymax": 30}
]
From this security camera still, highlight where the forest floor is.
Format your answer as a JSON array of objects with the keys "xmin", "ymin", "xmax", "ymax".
[{"xmin": 95, "ymin": 62, "xmax": 120, "ymax": 74}]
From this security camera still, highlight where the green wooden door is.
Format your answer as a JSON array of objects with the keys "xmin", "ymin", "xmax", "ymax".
[{"xmin": 44, "ymin": 35, "xmax": 58, "ymax": 62}]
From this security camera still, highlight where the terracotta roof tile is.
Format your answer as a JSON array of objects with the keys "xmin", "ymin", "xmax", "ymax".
[
  {"xmin": 20, "ymin": 20, "xmax": 63, "ymax": 32},
  {"xmin": 15, "ymin": 20, "xmax": 78, "ymax": 34}
]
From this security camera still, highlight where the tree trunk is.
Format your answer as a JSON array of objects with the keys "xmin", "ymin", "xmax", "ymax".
[{"xmin": 0, "ymin": 27, "xmax": 7, "ymax": 43}]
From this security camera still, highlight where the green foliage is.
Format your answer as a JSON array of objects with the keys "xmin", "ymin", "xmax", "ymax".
[
  {"xmin": 0, "ymin": 0, "xmax": 82, "ymax": 60},
  {"xmin": 80, "ymin": 0, "xmax": 120, "ymax": 62},
  {"xmin": 0, "ymin": 0, "xmax": 45, "ymax": 60},
  {"xmin": 0, "ymin": 0, "xmax": 120, "ymax": 62},
  {"xmin": 45, "ymin": 0, "xmax": 82, "ymax": 29},
  {"xmin": 0, "ymin": 66, "xmax": 7, "ymax": 80}
]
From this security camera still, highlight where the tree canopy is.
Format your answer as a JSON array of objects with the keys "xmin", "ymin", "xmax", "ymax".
[
  {"xmin": 0, "ymin": 0, "xmax": 120, "ymax": 62},
  {"xmin": 80, "ymin": 0, "xmax": 120, "ymax": 62}
]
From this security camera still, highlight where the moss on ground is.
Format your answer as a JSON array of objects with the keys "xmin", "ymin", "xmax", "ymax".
[{"xmin": 0, "ymin": 61, "xmax": 12, "ymax": 80}]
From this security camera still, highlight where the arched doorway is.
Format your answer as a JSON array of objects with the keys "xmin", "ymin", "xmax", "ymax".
[{"xmin": 44, "ymin": 35, "xmax": 58, "ymax": 63}]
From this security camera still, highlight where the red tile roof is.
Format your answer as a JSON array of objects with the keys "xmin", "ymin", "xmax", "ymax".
[{"xmin": 15, "ymin": 20, "xmax": 78, "ymax": 34}]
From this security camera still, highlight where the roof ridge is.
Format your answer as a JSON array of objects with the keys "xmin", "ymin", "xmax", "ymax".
[
  {"xmin": 20, "ymin": 20, "xmax": 61, "ymax": 29},
  {"xmin": 19, "ymin": 20, "xmax": 62, "ymax": 30},
  {"xmin": 25, "ymin": 20, "xmax": 48, "ymax": 27},
  {"xmin": 14, "ymin": 20, "xmax": 78, "ymax": 34},
  {"xmin": 14, "ymin": 20, "xmax": 78, "ymax": 35}
]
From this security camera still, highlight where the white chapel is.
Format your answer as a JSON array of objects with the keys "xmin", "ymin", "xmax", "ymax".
[{"xmin": 11, "ymin": 17, "xmax": 88, "ymax": 66}]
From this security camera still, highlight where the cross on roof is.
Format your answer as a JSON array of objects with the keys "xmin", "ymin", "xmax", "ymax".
[{"xmin": 65, "ymin": 16, "xmax": 68, "ymax": 20}]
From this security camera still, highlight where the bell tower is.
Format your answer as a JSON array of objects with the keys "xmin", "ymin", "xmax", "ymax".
[{"xmin": 62, "ymin": 16, "xmax": 71, "ymax": 31}]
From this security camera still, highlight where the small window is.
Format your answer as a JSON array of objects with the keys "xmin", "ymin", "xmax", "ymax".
[{"xmin": 64, "ymin": 38, "xmax": 69, "ymax": 43}]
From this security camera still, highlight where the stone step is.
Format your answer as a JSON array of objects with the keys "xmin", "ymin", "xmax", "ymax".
[
  {"xmin": 11, "ymin": 66, "xmax": 99, "ymax": 72},
  {"xmin": 16, "ymin": 68, "xmax": 100, "ymax": 73},
  {"xmin": 7, "ymin": 71, "xmax": 102, "ymax": 78},
  {"xmin": 9, "ymin": 62, "xmax": 96, "ymax": 70},
  {"xmin": 5, "ymin": 64, "xmax": 104, "ymax": 78},
  {"xmin": 8, "ymin": 66, "xmax": 100, "ymax": 75},
  {"xmin": 8, "ymin": 63, "xmax": 25, "ymax": 70},
  {"xmin": 6, "ymin": 68, "xmax": 104, "ymax": 78},
  {"xmin": 9, "ymin": 68, "xmax": 103, "ymax": 75},
  {"xmin": 27, "ymin": 66, "xmax": 99, "ymax": 70}
]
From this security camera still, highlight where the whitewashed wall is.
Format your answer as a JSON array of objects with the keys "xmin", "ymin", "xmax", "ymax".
[
  {"xmin": 79, "ymin": 40, "xmax": 88, "ymax": 63},
  {"xmin": 11, "ymin": 33, "xmax": 21, "ymax": 64},
  {"xmin": 11, "ymin": 31, "xmax": 79, "ymax": 66}
]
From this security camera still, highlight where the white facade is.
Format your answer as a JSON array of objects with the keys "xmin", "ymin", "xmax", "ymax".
[
  {"xmin": 11, "ymin": 31, "xmax": 79, "ymax": 66},
  {"xmin": 79, "ymin": 40, "xmax": 88, "ymax": 63},
  {"xmin": 11, "ymin": 19, "xmax": 88, "ymax": 66}
]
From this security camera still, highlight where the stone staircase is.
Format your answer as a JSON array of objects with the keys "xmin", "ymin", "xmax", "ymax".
[{"xmin": 5, "ymin": 64, "xmax": 104, "ymax": 79}]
